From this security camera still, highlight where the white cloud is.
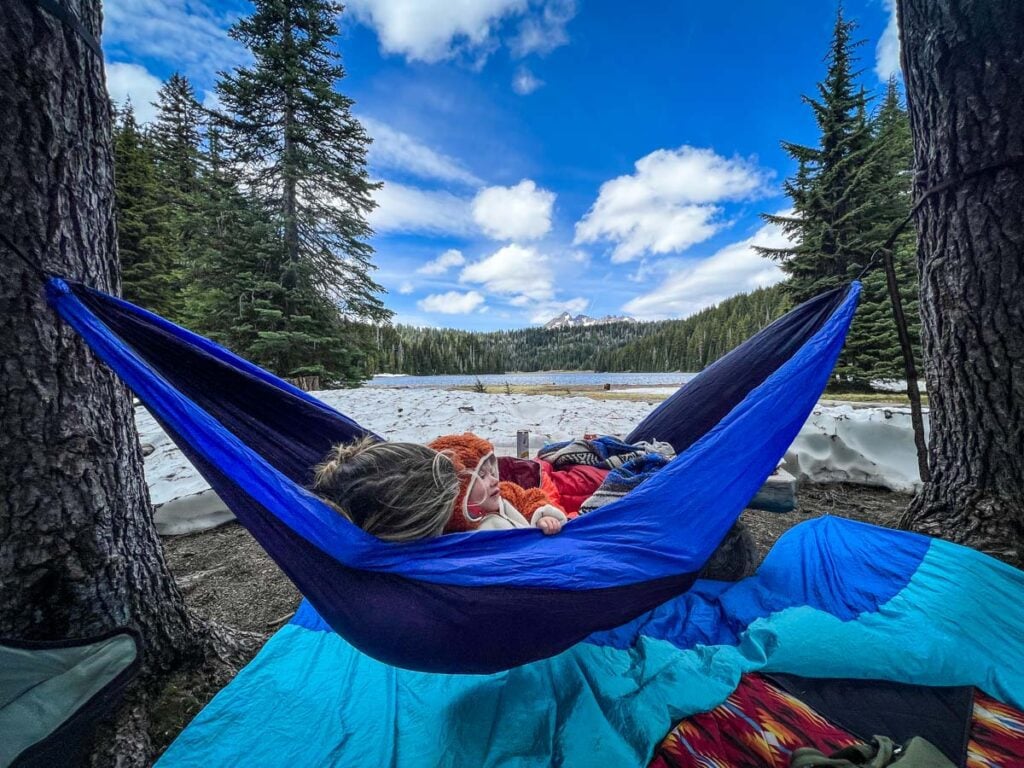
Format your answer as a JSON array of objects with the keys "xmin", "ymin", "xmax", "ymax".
[
  {"xmin": 346, "ymin": 0, "xmax": 574, "ymax": 64},
  {"xmin": 417, "ymin": 249, "xmax": 466, "ymax": 275},
  {"xmin": 104, "ymin": 0, "xmax": 247, "ymax": 84},
  {"xmin": 398, "ymin": 281, "xmax": 415, "ymax": 294},
  {"xmin": 528, "ymin": 296, "xmax": 588, "ymax": 324},
  {"xmin": 361, "ymin": 117, "xmax": 482, "ymax": 185},
  {"xmin": 574, "ymin": 146, "xmax": 773, "ymax": 262},
  {"xmin": 510, "ymin": 0, "xmax": 576, "ymax": 57},
  {"xmin": 472, "ymin": 180, "xmax": 555, "ymax": 240},
  {"xmin": 106, "ymin": 62, "xmax": 163, "ymax": 123},
  {"xmin": 418, "ymin": 290, "xmax": 486, "ymax": 314},
  {"xmin": 460, "ymin": 243, "xmax": 554, "ymax": 301},
  {"xmin": 622, "ymin": 217, "xmax": 790, "ymax": 320},
  {"xmin": 346, "ymin": 0, "xmax": 527, "ymax": 63},
  {"xmin": 875, "ymin": 0, "xmax": 902, "ymax": 81},
  {"xmin": 370, "ymin": 182, "xmax": 474, "ymax": 236},
  {"xmin": 512, "ymin": 66, "xmax": 544, "ymax": 95},
  {"xmin": 458, "ymin": 245, "xmax": 588, "ymax": 323}
]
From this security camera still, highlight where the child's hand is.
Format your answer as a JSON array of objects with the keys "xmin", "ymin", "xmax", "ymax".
[{"xmin": 537, "ymin": 516, "xmax": 563, "ymax": 535}]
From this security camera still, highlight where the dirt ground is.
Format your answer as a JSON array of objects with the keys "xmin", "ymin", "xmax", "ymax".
[{"xmin": 154, "ymin": 482, "xmax": 912, "ymax": 754}]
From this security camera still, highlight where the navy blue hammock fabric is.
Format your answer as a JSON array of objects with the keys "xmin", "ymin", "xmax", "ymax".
[{"xmin": 45, "ymin": 277, "xmax": 859, "ymax": 675}]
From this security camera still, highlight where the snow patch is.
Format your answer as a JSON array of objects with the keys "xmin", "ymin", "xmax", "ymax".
[
  {"xmin": 870, "ymin": 379, "xmax": 927, "ymax": 392},
  {"xmin": 784, "ymin": 405, "xmax": 927, "ymax": 493},
  {"xmin": 136, "ymin": 408, "xmax": 239, "ymax": 535}
]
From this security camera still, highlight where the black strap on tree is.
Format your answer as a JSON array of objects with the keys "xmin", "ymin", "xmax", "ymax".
[
  {"xmin": 28, "ymin": 0, "xmax": 104, "ymax": 60},
  {"xmin": 857, "ymin": 155, "xmax": 1024, "ymax": 485},
  {"xmin": 882, "ymin": 245, "xmax": 930, "ymax": 483},
  {"xmin": 0, "ymin": 231, "xmax": 52, "ymax": 281},
  {"xmin": 856, "ymin": 156, "xmax": 1024, "ymax": 281}
]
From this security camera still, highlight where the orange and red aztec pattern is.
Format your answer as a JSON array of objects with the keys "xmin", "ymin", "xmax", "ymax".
[
  {"xmin": 967, "ymin": 690, "xmax": 1024, "ymax": 768},
  {"xmin": 650, "ymin": 675, "xmax": 1024, "ymax": 768}
]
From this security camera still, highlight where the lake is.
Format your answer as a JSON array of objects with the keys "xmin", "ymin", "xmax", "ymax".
[{"xmin": 368, "ymin": 372, "xmax": 697, "ymax": 389}]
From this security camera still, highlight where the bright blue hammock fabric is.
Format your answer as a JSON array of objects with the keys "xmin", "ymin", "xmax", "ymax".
[
  {"xmin": 156, "ymin": 517, "xmax": 1024, "ymax": 767},
  {"xmin": 47, "ymin": 277, "xmax": 858, "ymax": 673}
]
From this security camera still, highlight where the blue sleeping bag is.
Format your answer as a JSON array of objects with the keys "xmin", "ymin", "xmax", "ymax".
[{"xmin": 157, "ymin": 517, "xmax": 1024, "ymax": 767}]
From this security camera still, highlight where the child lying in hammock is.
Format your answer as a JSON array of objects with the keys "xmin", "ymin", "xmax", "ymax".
[
  {"xmin": 430, "ymin": 433, "xmax": 567, "ymax": 534},
  {"xmin": 312, "ymin": 433, "xmax": 566, "ymax": 542},
  {"xmin": 313, "ymin": 433, "xmax": 753, "ymax": 579}
]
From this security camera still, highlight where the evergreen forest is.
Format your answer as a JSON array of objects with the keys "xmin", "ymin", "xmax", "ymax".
[{"xmin": 113, "ymin": 0, "xmax": 388, "ymax": 387}]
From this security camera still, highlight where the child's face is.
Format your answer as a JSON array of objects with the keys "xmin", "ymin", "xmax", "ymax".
[{"xmin": 466, "ymin": 454, "xmax": 501, "ymax": 515}]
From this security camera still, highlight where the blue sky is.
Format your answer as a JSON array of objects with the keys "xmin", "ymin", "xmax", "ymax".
[{"xmin": 103, "ymin": 0, "xmax": 900, "ymax": 330}]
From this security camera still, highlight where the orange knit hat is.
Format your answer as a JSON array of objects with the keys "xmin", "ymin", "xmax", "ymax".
[{"xmin": 428, "ymin": 433, "xmax": 497, "ymax": 532}]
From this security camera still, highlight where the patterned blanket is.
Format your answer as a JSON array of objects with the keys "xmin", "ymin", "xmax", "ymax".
[
  {"xmin": 538, "ymin": 435, "xmax": 675, "ymax": 470},
  {"xmin": 579, "ymin": 453, "xmax": 673, "ymax": 514}
]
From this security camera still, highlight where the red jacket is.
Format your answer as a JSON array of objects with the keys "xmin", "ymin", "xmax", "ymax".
[{"xmin": 497, "ymin": 456, "xmax": 607, "ymax": 518}]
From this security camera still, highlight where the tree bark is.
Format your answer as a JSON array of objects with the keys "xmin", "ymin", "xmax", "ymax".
[
  {"xmin": 1, "ymin": 2, "xmax": 256, "ymax": 762},
  {"xmin": 897, "ymin": 0, "xmax": 1024, "ymax": 565}
]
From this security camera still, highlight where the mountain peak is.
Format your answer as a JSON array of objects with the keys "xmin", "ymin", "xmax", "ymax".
[{"xmin": 544, "ymin": 312, "xmax": 635, "ymax": 330}]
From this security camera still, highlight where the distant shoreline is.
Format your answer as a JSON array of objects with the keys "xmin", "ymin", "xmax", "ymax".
[{"xmin": 364, "ymin": 373, "xmax": 925, "ymax": 406}]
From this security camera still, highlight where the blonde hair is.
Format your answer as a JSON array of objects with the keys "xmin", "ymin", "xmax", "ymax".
[{"xmin": 312, "ymin": 436, "xmax": 458, "ymax": 542}]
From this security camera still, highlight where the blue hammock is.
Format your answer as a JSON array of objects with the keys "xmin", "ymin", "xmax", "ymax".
[{"xmin": 46, "ymin": 277, "xmax": 858, "ymax": 674}]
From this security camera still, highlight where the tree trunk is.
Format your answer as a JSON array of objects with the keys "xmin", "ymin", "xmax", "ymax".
[
  {"xmin": 897, "ymin": 0, "xmax": 1024, "ymax": 566},
  {"xmin": 0, "ymin": 2, "xmax": 255, "ymax": 762}
]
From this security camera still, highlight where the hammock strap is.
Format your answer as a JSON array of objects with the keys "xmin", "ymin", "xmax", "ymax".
[
  {"xmin": 0, "ymin": 231, "xmax": 52, "ymax": 281},
  {"xmin": 21, "ymin": 0, "xmax": 104, "ymax": 59},
  {"xmin": 856, "ymin": 155, "xmax": 1024, "ymax": 280}
]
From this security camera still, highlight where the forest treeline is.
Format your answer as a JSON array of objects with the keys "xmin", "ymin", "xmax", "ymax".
[
  {"xmin": 368, "ymin": 286, "xmax": 787, "ymax": 375},
  {"xmin": 114, "ymin": 6, "xmax": 918, "ymax": 386}
]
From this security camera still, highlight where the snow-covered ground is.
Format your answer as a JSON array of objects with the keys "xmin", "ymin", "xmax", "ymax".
[
  {"xmin": 786, "ymin": 405, "xmax": 926, "ymax": 493},
  {"xmin": 872, "ymin": 379, "xmax": 927, "ymax": 393},
  {"xmin": 137, "ymin": 408, "xmax": 237, "ymax": 535},
  {"xmin": 139, "ymin": 387, "xmax": 928, "ymax": 535}
]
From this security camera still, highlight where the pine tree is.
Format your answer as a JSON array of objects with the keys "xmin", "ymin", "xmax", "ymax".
[
  {"xmin": 898, "ymin": 0, "xmax": 1024, "ymax": 564},
  {"xmin": 213, "ymin": 0, "xmax": 389, "ymax": 384},
  {"xmin": 184, "ymin": 125, "xmax": 277, "ymax": 354},
  {"xmin": 112, "ymin": 101, "xmax": 178, "ymax": 317},
  {"xmin": 150, "ymin": 73, "xmax": 204, "ymax": 195},
  {"xmin": 758, "ymin": 8, "xmax": 896, "ymax": 385},
  {"xmin": 149, "ymin": 73, "xmax": 206, "ymax": 313},
  {"xmin": 3, "ymin": 11, "xmax": 256, "ymax": 761},
  {"xmin": 840, "ymin": 79, "xmax": 921, "ymax": 381},
  {"xmin": 759, "ymin": 8, "xmax": 875, "ymax": 299}
]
